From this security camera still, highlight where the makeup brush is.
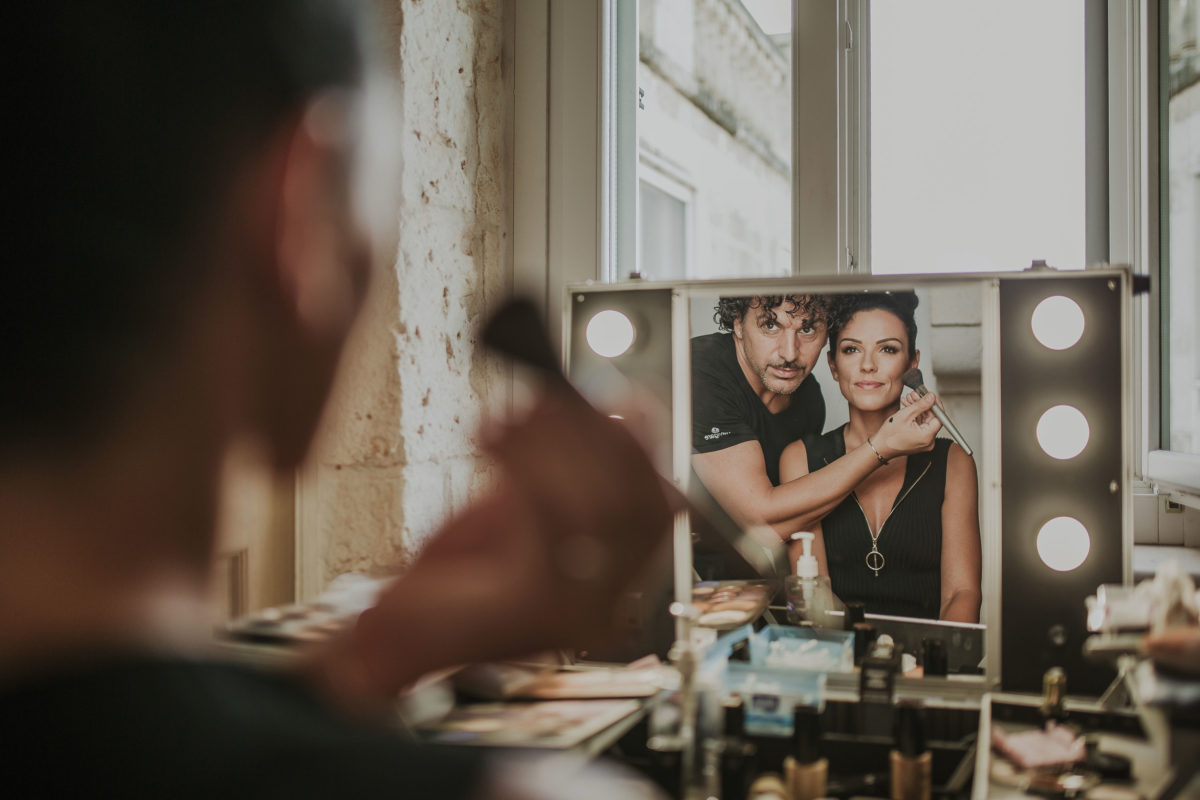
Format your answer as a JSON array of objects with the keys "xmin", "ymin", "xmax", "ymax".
[
  {"xmin": 900, "ymin": 368, "xmax": 972, "ymax": 457},
  {"xmin": 480, "ymin": 297, "xmax": 566, "ymax": 384}
]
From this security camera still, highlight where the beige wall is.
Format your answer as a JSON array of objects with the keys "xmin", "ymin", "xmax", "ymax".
[{"xmin": 297, "ymin": 0, "xmax": 513, "ymax": 596}]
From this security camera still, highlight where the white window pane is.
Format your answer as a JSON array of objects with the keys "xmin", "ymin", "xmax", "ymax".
[
  {"xmin": 637, "ymin": 0, "xmax": 792, "ymax": 279},
  {"xmin": 870, "ymin": 1, "xmax": 1086, "ymax": 274},
  {"xmin": 640, "ymin": 180, "xmax": 688, "ymax": 279},
  {"xmin": 1164, "ymin": 0, "xmax": 1200, "ymax": 455}
]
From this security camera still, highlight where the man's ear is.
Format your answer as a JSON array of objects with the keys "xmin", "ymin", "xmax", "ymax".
[
  {"xmin": 274, "ymin": 99, "xmax": 364, "ymax": 338},
  {"xmin": 251, "ymin": 104, "xmax": 365, "ymax": 470},
  {"xmin": 733, "ymin": 316, "xmax": 745, "ymax": 340}
]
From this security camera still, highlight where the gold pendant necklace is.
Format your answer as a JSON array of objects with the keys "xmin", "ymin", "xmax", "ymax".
[
  {"xmin": 852, "ymin": 495, "xmax": 886, "ymax": 576},
  {"xmin": 866, "ymin": 537, "xmax": 885, "ymax": 576}
]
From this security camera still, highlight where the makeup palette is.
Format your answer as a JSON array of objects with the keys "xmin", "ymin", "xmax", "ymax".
[
  {"xmin": 693, "ymin": 580, "xmax": 775, "ymax": 630},
  {"xmin": 223, "ymin": 602, "xmax": 351, "ymax": 645}
]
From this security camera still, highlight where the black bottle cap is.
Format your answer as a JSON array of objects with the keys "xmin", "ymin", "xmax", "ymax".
[
  {"xmin": 792, "ymin": 704, "xmax": 822, "ymax": 764},
  {"xmin": 922, "ymin": 638, "xmax": 948, "ymax": 676},
  {"xmin": 844, "ymin": 601, "xmax": 866, "ymax": 630},
  {"xmin": 893, "ymin": 699, "xmax": 927, "ymax": 758},
  {"xmin": 724, "ymin": 695, "xmax": 746, "ymax": 737},
  {"xmin": 853, "ymin": 622, "xmax": 877, "ymax": 665}
]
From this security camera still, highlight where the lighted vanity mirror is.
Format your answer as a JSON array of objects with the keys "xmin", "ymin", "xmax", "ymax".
[{"xmin": 566, "ymin": 269, "xmax": 1133, "ymax": 695}]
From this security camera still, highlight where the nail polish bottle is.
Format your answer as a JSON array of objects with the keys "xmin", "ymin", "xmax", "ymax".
[
  {"xmin": 889, "ymin": 699, "xmax": 931, "ymax": 800},
  {"xmin": 784, "ymin": 703, "xmax": 828, "ymax": 800}
]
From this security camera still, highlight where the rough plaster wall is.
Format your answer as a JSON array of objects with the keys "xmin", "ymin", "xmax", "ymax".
[{"xmin": 309, "ymin": 0, "xmax": 511, "ymax": 587}]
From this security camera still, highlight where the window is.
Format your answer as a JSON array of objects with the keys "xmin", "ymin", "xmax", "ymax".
[
  {"xmin": 525, "ymin": 0, "xmax": 1196, "ymax": 492},
  {"xmin": 1161, "ymin": 0, "xmax": 1200, "ymax": 458},
  {"xmin": 638, "ymin": 166, "xmax": 691, "ymax": 279},
  {"xmin": 870, "ymin": 1, "xmax": 1088, "ymax": 274},
  {"xmin": 635, "ymin": 0, "xmax": 793, "ymax": 279}
]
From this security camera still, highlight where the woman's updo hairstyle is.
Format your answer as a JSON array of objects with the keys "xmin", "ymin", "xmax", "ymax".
[{"xmin": 826, "ymin": 291, "xmax": 920, "ymax": 359}]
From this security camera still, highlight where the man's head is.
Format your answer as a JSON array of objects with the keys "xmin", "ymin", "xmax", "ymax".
[
  {"xmin": 714, "ymin": 295, "xmax": 830, "ymax": 397},
  {"xmin": 9, "ymin": 1, "xmax": 386, "ymax": 468}
]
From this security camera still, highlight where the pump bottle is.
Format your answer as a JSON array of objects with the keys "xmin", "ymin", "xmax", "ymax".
[{"xmin": 784, "ymin": 532, "xmax": 836, "ymax": 627}]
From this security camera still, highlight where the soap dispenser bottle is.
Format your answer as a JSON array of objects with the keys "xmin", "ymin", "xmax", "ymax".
[{"xmin": 784, "ymin": 532, "xmax": 835, "ymax": 627}]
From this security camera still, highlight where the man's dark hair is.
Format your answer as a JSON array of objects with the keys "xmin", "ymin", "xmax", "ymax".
[
  {"xmin": 713, "ymin": 295, "xmax": 831, "ymax": 333},
  {"xmin": 7, "ymin": 1, "xmax": 368, "ymax": 454},
  {"xmin": 826, "ymin": 291, "xmax": 920, "ymax": 359}
]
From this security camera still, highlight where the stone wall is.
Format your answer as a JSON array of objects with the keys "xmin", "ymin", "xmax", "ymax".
[{"xmin": 301, "ymin": 0, "xmax": 512, "ymax": 593}]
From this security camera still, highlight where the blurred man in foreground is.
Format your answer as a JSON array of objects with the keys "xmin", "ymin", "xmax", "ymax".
[{"xmin": 0, "ymin": 2, "xmax": 671, "ymax": 796}]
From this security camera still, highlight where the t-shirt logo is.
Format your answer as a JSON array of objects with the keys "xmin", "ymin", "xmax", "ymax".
[{"xmin": 704, "ymin": 426, "xmax": 731, "ymax": 441}]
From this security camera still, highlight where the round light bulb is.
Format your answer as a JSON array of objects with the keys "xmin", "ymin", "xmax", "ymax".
[
  {"xmin": 585, "ymin": 310, "xmax": 635, "ymax": 358},
  {"xmin": 1036, "ymin": 516, "xmax": 1091, "ymax": 572},
  {"xmin": 1031, "ymin": 295, "xmax": 1085, "ymax": 351},
  {"xmin": 1036, "ymin": 405, "xmax": 1091, "ymax": 460}
]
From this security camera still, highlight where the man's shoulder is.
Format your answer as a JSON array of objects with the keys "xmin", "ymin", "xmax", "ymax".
[
  {"xmin": 691, "ymin": 332, "xmax": 739, "ymax": 382},
  {"xmin": 691, "ymin": 331, "xmax": 733, "ymax": 360},
  {"xmin": 0, "ymin": 655, "xmax": 486, "ymax": 796},
  {"xmin": 801, "ymin": 425, "xmax": 844, "ymax": 466}
]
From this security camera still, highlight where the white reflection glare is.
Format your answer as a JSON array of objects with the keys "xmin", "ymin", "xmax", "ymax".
[
  {"xmin": 1036, "ymin": 405, "xmax": 1090, "ymax": 460},
  {"xmin": 1036, "ymin": 516, "xmax": 1091, "ymax": 572},
  {"xmin": 586, "ymin": 310, "xmax": 635, "ymax": 358},
  {"xmin": 1031, "ymin": 295, "xmax": 1085, "ymax": 350}
]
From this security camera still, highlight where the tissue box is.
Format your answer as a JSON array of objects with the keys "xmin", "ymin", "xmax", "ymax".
[{"xmin": 749, "ymin": 625, "xmax": 855, "ymax": 672}]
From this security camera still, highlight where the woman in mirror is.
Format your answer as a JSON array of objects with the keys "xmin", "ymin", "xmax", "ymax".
[{"xmin": 779, "ymin": 292, "xmax": 982, "ymax": 623}]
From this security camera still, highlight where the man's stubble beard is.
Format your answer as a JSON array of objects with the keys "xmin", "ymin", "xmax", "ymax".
[{"xmin": 758, "ymin": 363, "xmax": 804, "ymax": 396}]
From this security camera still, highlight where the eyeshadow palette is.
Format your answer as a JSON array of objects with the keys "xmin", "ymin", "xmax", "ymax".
[
  {"xmin": 692, "ymin": 579, "xmax": 775, "ymax": 630},
  {"xmin": 222, "ymin": 573, "xmax": 390, "ymax": 647},
  {"xmin": 223, "ymin": 602, "xmax": 351, "ymax": 645}
]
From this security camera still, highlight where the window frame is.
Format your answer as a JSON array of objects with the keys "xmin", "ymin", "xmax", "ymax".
[
  {"xmin": 516, "ymin": 0, "xmax": 1199, "ymax": 500},
  {"xmin": 1146, "ymin": 0, "xmax": 1200, "ymax": 503},
  {"xmin": 840, "ymin": 1, "xmax": 1200, "ymax": 502}
]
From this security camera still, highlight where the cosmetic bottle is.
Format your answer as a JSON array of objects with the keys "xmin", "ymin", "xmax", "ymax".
[
  {"xmin": 921, "ymin": 638, "xmax": 948, "ymax": 677},
  {"xmin": 720, "ymin": 696, "xmax": 755, "ymax": 800},
  {"xmin": 1040, "ymin": 666, "xmax": 1068, "ymax": 722},
  {"xmin": 784, "ymin": 703, "xmax": 828, "ymax": 800},
  {"xmin": 860, "ymin": 634, "xmax": 901, "ymax": 705},
  {"xmin": 852, "ymin": 621, "xmax": 877, "ymax": 666},
  {"xmin": 785, "ymin": 532, "xmax": 835, "ymax": 627},
  {"xmin": 746, "ymin": 773, "xmax": 788, "ymax": 800},
  {"xmin": 843, "ymin": 600, "xmax": 866, "ymax": 631},
  {"xmin": 889, "ymin": 699, "xmax": 931, "ymax": 800}
]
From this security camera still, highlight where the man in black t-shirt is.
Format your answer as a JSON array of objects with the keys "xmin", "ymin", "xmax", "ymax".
[
  {"xmin": 690, "ymin": 295, "xmax": 945, "ymax": 565},
  {"xmin": 692, "ymin": 296, "xmax": 829, "ymax": 487}
]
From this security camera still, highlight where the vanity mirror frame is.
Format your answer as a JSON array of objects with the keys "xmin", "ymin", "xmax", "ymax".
[{"xmin": 564, "ymin": 268, "xmax": 1133, "ymax": 697}]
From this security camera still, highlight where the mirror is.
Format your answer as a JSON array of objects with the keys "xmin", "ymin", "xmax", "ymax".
[
  {"xmin": 566, "ymin": 275, "xmax": 995, "ymax": 678},
  {"xmin": 567, "ymin": 268, "xmax": 1134, "ymax": 693},
  {"xmin": 687, "ymin": 281, "xmax": 989, "ymax": 675}
]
